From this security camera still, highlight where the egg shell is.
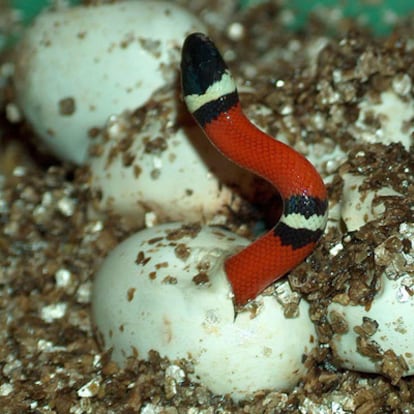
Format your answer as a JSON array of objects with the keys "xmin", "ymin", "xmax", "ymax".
[
  {"xmin": 354, "ymin": 90, "xmax": 414, "ymax": 150},
  {"xmin": 88, "ymin": 89, "xmax": 255, "ymax": 227},
  {"xmin": 329, "ymin": 275, "xmax": 414, "ymax": 375},
  {"xmin": 329, "ymin": 223, "xmax": 414, "ymax": 376},
  {"xmin": 340, "ymin": 172, "xmax": 402, "ymax": 232},
  {"xmin": 13, "ymin": 1, "xmax": 205, "ymax": 163},
  {"xmin": 92, "ymin": 222, "xmax": 317, "ymax": 400}
]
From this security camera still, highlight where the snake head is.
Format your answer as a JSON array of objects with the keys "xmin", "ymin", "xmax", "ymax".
[{"xmin": 181, "ymin": 32, "xmax": 229, "ymax": 97}]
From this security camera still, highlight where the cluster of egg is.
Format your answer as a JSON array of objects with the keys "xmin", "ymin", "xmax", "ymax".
[
  {"xmin": 12, "ymin": 1, "xmax": 316, "ymax": 399},
  {"xmin": 11, "ymin": 0, "xmax": 414, "ymax": 400}
]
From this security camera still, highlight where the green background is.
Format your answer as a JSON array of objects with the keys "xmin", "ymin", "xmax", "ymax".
[
  {"xmin": 9, "ymin": 0, "xmax": 80, "ymax": 23},
  {"xmin": 7, "ymin": 0, "xmax": 414, "ymax": 34}
]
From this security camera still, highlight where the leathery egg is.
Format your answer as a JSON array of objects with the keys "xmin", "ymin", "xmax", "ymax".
[
  {"xmin": 12, "ymin": 1, "xmax": 205, "ymax": 163},
  {"xmin": 329, "ymin": 225, "xmax": 414, "ymax": 377},
  {"xmin": 88, "ymin": 87, "xmax": 256, "ymax": 227},
  {"xmin": 354, "ymin": 89, "xmax": 414, "ymax": 150},
  {"xmin": 339, "ymin": 171, "xmax": 402, "ymax": 233},
  {"xmin": 92, "ymin": 223, "xmax": 317, "ymax": 400},
  {"xmin": 329, "ymin": 164, "xmax": 414, "ymax": 378}
]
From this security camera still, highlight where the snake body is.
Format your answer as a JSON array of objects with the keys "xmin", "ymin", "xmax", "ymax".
[{"xmin": 181, "ymin": 33, "xmax": 328, "ymax": 306}]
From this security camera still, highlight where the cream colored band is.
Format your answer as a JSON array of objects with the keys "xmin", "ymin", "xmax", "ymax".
[
  {"xmin": 184, "ymin": 70, "xmax": 237, "ymax": 113},
  {"xmin": 281, "ymin": 210, "xmax": 328, "ymax": 232}
]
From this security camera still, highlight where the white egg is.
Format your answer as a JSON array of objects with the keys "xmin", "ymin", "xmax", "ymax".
[
  {"xmin": 13, "ymin": 1, "xmax": 205, "ymax": 163},
  {"xmin": 88, "ymin": 88, "xmax": 255, "ymax": 227},
  {"xmin": 340, "ymin": 171, "xmax": 402, "ymax": 232},
  {"xmin": 92, "ymin": 222, "xmax": 317, "ymax": 400},
  {"xmin": 329, "ymin": 223, "xmax": 414, "ymax": 376},
  {"xmin": 353, "ymin": 89, "xmax": 414, "ymax": 150}
]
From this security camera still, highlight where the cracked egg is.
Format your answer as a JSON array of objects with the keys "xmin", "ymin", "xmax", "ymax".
[{"xmin": 92, "ymin": 222, "xmax": 317, "ymax": 400}]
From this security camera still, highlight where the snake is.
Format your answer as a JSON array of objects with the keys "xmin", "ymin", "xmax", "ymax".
[{"xmin": 181, "ymin": 33, "xmax": 328, "ymax": 306}]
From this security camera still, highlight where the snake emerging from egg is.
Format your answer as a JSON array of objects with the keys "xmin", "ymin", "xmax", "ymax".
[{"xmin": 181, "ymin": 33, "xmax": 328, "ymax": 306}]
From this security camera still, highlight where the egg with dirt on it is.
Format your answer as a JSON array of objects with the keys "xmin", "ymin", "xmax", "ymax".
[
  {"xmin": 12, "ymin": 0, "xmax": 205, "ymax": 164},
  {"xmin": 92, "ymin": 222, "xmax": 318, "ymax": 401},
  {"xmin": 87, "ymin": 86, "xmax": 258, "ymax": 228}
]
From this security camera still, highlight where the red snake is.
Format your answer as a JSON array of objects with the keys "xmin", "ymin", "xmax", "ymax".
[{"xmin": 181, "ymin": 33, "xmax": 328, "ymax": 306}]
